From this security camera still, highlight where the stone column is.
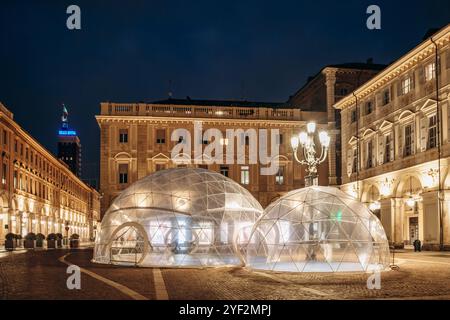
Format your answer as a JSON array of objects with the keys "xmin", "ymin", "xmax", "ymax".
[
  {"xmin": 325, "ymin": 69, "xmax": 338, "ymax": 186},
  {"xmin": 380, "ymin": 198, "xmax": 404, "ymax": 248},
  {"xmin": 422, "ymin": 191, "xmax": 441, "ymax": 250},
  {"xmin": 380, "ymin": 198, "xmax": 394, "ymax": 243}
]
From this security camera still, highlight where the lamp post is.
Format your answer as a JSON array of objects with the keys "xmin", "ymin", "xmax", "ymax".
[{"xmin": 291, "ymin": 122, "xmax": 330, "ymax": 187}]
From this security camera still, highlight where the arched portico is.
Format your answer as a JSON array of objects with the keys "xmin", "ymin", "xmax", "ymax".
[{"xmin": 394, "ymin": 175, "xmax": 424, "ymax": 247}]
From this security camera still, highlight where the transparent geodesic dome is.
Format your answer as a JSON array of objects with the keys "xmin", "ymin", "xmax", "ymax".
[
  {"xmin": 243, "ymin": 186, "xmax": 390, "ymax": 272},
  {"xmin": 93, "ymin": 168, "xmax": 263, "ymax": 267}
]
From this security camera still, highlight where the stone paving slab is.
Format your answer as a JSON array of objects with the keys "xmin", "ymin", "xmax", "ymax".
[{"xmin": 1, "ymin": 248, "xmax": 450, "ymax": 300}]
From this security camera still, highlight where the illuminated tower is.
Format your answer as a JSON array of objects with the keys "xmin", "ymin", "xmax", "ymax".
[{"xmin": 57, "ymin": 104, "xmax": 82, "ymax": 177}]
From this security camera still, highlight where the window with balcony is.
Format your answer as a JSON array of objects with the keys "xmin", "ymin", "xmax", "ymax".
[
  {"xmin": 428, "ymin": 114, "xmax": 437, "ymax": 149},
  {"xmin": 425, "ymin": 62, "xmax": 436, "ymax": 82},
  {"xmin": 119, "ymin": 129, "xmax": 128, "ymax": 143},
  {"xmin": 240, "ymin": 166, "xmax": 250, "ymax": 185}
]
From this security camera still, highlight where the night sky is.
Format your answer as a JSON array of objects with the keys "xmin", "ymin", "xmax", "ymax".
[{"xmin": 1, "ymin": 0, "xmax": 449, "ymax": 183}]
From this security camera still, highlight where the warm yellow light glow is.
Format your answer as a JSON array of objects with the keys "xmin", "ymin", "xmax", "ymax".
[
  {"xmin": 307, "ymin": 122, "xmax": 316, "ymax": 134},
  {"xmin": 319, "ymin": 131, "xmax": 330, "ymax": 148},
  {"xmin": 290, "ymin": 136, "xmax": 299, "ymax": 149},
  {"xmin": 369, "ymin": 201, "xmax": 381, "ymax": 211},
  {"xmin": 299, "ymin": 132, "xmax": 308, "ymax": 145},
  {"xmin": 380, "ymin": 183, "xmax": 391, "ymax": 197},
  {"xmin": 406, "ymin": 197, "xmax": 416, "ymax": 208}
]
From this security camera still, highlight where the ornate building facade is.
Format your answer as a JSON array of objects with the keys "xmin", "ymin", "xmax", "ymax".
[
  {"xmin": 335, "ymin": 25, "xmax": 450, "ymax": 250},
  {"xmin": 288, "ymin": 62, "xmax": 386, "ymax": 186},
  {"xmin": 0, "ymin": 103, "xmax": 101, "ymax": 244},
  {"xmin": 96, "ymin": 100, "xmax": 329, "ymax": 213}
]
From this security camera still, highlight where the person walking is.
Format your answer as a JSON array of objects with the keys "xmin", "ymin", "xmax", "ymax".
[{"xmin": 413, "ymin": 239, "xmax": 422, "ymax": 252}]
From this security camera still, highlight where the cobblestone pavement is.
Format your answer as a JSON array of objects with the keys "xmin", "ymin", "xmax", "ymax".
[{"xmin": 1, "ymin": 248, "xmax": 450, "ymax": 300}]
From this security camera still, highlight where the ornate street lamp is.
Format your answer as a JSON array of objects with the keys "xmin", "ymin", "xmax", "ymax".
[{"xmin": 291, "ymin": 122, "xmax": 330, "ymax": 187}]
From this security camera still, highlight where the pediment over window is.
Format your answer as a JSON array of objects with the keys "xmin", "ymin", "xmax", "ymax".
[
  {"xmin": 151, "ymin": 153, "xmax": 171, "ymax": 161},
  {"xmin": 420, "ymin": 98, "xmax": 437, "ymax": 114},
  {"xmin": 362, "ymin": 128, "xmax": 376, "ymax": 138},
  {"xmin": 114, "ymin": 152, "xmax": 132, "ymax": 160},
  {"xmin": 398, "ymin": 110, "xmax": 415, "ymax": 121},
  {"xmin": 348, "ymin": 136, "xmax": 358, "ymax": 145},
  {"xmin": 378, "ymin": 120, "xmax": 393, "ymax": 131}
]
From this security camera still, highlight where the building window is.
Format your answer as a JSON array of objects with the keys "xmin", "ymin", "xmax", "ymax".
[
  {"xmin": 384, "ymin": 135, "xmax": 392, "ymax": 163},
  {"xmin": 382, "ymin": 89, "xmax": 390, "ymax": 105},
  {"xmin": 2, "ymin": 130, "xmax": 7, "ymax": 145},
  {"xmin": 351, "ymin": 109, "xmax": 357, "ymax": 123},
  {"xmin": 2, "ymin": 163, "xmax": 7, "ymax": 185},
  {"xmin": 404, "ymin": 124, "xmax": 413, "ymax": 157},
  {"xmin": 339, "ymin": 88, "xmax": 348, "ymax": 96},
  {"xmin": 220, "ymin": 138, "xmax": 229, "ymax": 146},
  {"xmin": 118, "ymin": 164, "xmax": 128, "ymax": 184},
  {"xmin": 156, "ymin": 129, "xmax": 166, "ymax": 144},
  {"xmin": 425, "ymin": 62, "xmax": 436, "ymax": 82},
  {"xmin": 352, "ymin": 149, "xmax": 358, "ymax": 174},
  {"xmin": 366, "ymin": 140, "xmax": 373, "ymax": 168},
  {"xmin": 240, "ymin": 166, "xmax": 250, "ymax": 185},
  {"xmin": 365, "ymin": 101, "xmax": 373, "ymax": 115},
  {"xmin": 178, "ymin": 136, "xmax": 184, "ymax": 144},
  {"xmin": 13, "ymin": 170, "xmax": 17, "ymax": 189},
  {"xmin": 119, "ymin": 129, "xmax": 128, "ymax": 143},
  {"xmin": 14, "ymin": 140, "xmax": 18, "ymax": 153},
  {"xmin": 275, "ymin": 167, "xmax": 284, "ymax": 185},
  {"xmin": 401, "ymin": 77, "xmax": 412, "ymax": 95},
  {"xmin": 220, "ymin": 166, "xmax": 229, "ymax": 177},
  {"xmin": 428, "ymin": 114, "xmax": 437, "ymax": 149},
  {"xmin": 155, "ymin": 164, "xmax": 166, "ymax": 172}
]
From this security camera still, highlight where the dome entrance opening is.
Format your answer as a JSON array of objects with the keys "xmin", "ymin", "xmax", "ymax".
[{"xmin": 109, "ymin": 222, "xmax": 149, "ymax": 266}]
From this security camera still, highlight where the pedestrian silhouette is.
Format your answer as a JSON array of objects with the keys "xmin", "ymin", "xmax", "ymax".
[{"xmin": 413, "ymin": 239, "xmax": 421, "ymax": 252}]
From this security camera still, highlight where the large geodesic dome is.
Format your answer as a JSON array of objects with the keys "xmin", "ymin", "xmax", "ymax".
[
  {"xmin": 244, "ymin": 186, "xmax": 390, "ymax": 272},
  {"xmin": 93, "ymin": 168, "xmax": 263, "ymax": 267}
]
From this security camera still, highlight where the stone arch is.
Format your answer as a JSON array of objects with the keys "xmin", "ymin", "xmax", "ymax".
[
  {"xmin": 361, "ymin": 183, "xmax": 380, "ymax": 203},
  {"xmin": 103, "ymin": 221, "xmax": 151, "ymax": 266},
  {"xmin": 114, "ymin": 152, "xmax": 133, "ymax": 160},
  {"xmin": 394, "ymin": 173, "xmax": 423, "ymax": 198}
]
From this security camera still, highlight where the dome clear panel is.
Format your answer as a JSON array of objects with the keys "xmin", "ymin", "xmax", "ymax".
[
  {"xmin": 243, "ymin": 186, "xmax": 390, "ymax": 272},
  {"xmin": 93, "ymin": 168, "xmax": 263, "ymax": 267}
]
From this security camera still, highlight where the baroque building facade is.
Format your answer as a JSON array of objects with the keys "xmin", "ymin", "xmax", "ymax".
[
  {"xmin": 288, "ymin": 62, "xmax": 386, "ymax": 186},
  {"xmin": 0, "ymin": 103, "xmax": 101, "ymax": 244},
  {"xmin": 96, "ymin": 100, "xmax": 329, "ymax": 214},
  {"xmin": 335, "ymin": 25, "xmax": 450, "ymax": 250}
]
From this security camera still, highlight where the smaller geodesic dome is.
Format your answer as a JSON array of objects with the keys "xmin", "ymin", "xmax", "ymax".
[
  {"xmin": 243, "ymin": 186, "xmax": 390, "ymax": 272},
  {"xmin": 93, "ymin": 168, "xmax": 263, "ymax": 267}
]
